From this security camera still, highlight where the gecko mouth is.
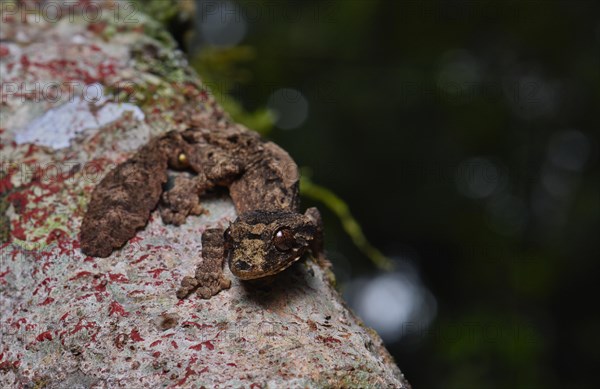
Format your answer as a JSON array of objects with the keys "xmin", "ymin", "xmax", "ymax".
[{"xmin": 231, "ymin": 255, "xmax": 302, "ymax": 280}]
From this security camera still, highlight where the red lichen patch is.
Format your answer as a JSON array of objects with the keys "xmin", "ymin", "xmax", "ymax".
[
  {"xmin": 109, "ymin": 301, "xmax": 129, "ymax": 317},
  {"xmin": 6, "ymin": 190, "xmax": 28, "ymax": 212},
  {"xmin": 27, "ymin": 58, "xmax": 95, "ymax": 88},
  {"xmin": 131, "ymin": 254, "xmax": 149, "ymax": 264},
  {"xmin": 316, "ymin": 335, "xmax": 342, "ymax": 345},
  {"xmin": 68, "ymin": 318, "xmax": 99, "ymax": 339},
  {"xmin": 2, "ymin": 166, "xmax": 82, "ymax": 251},
  {"xmin": 147, "ymin": 268, "xmax": 168, "ymax": 279},
  {"xmin": 0, "ymin": 170, "xmax": 14, "ymax": 193},
  {"xmin": 94, "ymin": 279, "xmax": 107, "ymax": 292},
  {"xmin": 45, "ymin": 228, "xmax": 68, "ymax": 245},
  {"xmin": 108, "ymin": 273, "xmax": 129, "ymax": 283},
  {"xmin": 10, "ymin": 318, "xmax": 27, "ymax": 329},
  {"xmin": 0, "ymin": 359, "xmax": 19, "ymax": 372},
  {"xmin": 0, "ymin": 45, "xmax": 9, "ymax": 58},
  {"xmin": 87, "ymin": 22, "xmax": 107, "ymax": 35},
  {"xmin": 130, "ymin": 329, "xmax": 144, "ymax": 342},
  {"xmin": 189, "ymin": 340, "xmax": 214, "ymax": 351},
  {"xmin": 150, "ymin": 340, "xmax": 161, "ymax": 347},
  {"xmin": 38, "ymin": 297, "xmax": 54, "ymax": 306},
  {"xmin": 75, "ymin": 293, "xmax": 94, "ymax": 301},
  {"xmin": 32, "ymin": 277, "xmax": 53, "ymax": 296},
  {"xmin": 20, "ymin": 55, "xmax": 30, "ymax": 68},
  {"xmin": 68, "ymin": 271, "xmax": 93, "ymax": 281},
  {"xmin": 10, "ymin": 220, "xmax": 27, "ymax": 240},
  {"xmin": 97, "ymin": 61, "xmax": 117, "ymax": 79},
  {"xmin": 129, "ymin": 236, "xmax": 144, "ymax": 244},
  {"xmin": 126, "ymin": 289, "xmax": 145, "ymax": 297},
  {"xmin": 176, "ymin": 364, "xmax": 209, "ymax": 386},
  {"xmin": 199, "ymin": 90, "xmax": 209, "ymax": 102},
  {"xmin": 36, "ymin": 331, "xmax": 53, "ymax": 342},
  {"xmin": 0, "ymin": 269, "xmax": 10, "ymax": 280}
]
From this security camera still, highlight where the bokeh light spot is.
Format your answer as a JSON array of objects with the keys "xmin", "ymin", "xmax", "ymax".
[
  {"xmin": 267, "ymin": 88, "xmax": 309, "ymax": 130},
  {"xmin": 345, "ymin": 262, "xmax": 437, "ymax": 343},
  {"xmin": 198, "ymin": 0, "xmax": 247, "ymax": 47},
  {"xmin": 547, "ymin": 130, "xmax": 591, "ymax": 172},
  {"xmin": 456, "ymin": 157, "xmax": 505, "ymax": 199}
]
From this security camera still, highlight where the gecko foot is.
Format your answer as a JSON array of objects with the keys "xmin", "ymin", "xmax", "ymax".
[
  {"xmin": 176, "ymin": 228, "xmax": 231, "ymax": 300},
  {"xmin": 194, "ymin": 271, "xmax": 232, "ymax": 299},
  {"xmin": 176, "ymin": 276, "xmax": 199, "ymax": 299},
  {"xmin": 160, "ymin": 175, "xmax": 205, "ymax": 226},
  {"xmin": 176, "ymin": 271, "xmax": 231, "ymax": 300}
]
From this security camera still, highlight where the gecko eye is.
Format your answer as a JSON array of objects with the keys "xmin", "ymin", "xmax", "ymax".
[
  {"xmin": 170, "ymin": 151, "xmax": 190, "ymax": 170},
  {"xmin": 273, "ymin": 228, "xmax": 294, "ymax": 251},
  {"xmin": 177, "ymin": 153, "xmax": 189, "ymax": 167}
]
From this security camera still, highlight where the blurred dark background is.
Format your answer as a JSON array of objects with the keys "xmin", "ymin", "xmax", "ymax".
[{"xmin": 160, "ymin": 1, "xmax": 599, "ymax": 387}]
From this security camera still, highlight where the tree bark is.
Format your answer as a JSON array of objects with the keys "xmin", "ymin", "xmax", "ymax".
[{"xmin": 0, "ymin": 2, "xmax": 410, "ymax": 387}]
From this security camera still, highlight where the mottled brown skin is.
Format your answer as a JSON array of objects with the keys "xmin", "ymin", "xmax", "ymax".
[
  {"xmin": 80, "ymin": 135, "xmax": 175, "ymax": 258},
  {"xmin": 225, "ymin": 209, "xmax": 322, "ymax": 280},
  {"xmin": 80, "ymin": 125, "xmax": 323, "ymax": 299}
]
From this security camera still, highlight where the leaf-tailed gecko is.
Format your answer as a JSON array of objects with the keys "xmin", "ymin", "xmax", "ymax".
[{"xmin": 80, "ymin": 125, "xmax": 323, "ymax": 299}]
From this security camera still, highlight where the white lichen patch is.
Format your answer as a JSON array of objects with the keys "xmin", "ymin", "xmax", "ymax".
[{"xmin": 15, "ymin": 86, "xmax": 144, "ymax": 149}]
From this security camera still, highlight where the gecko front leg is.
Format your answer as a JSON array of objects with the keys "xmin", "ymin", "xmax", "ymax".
[
  {"xmin": 160, "ymin": 174, "xmax": 205, "ymax": 226},
  {"xmin": 176, "ymin": 228, "xmax": 231, "ymax": 299}
]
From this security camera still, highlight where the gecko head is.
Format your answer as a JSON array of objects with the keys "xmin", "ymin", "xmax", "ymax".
[{"xmin": 225, "ymin": 210, "xmax": 317, "ymax": 280}]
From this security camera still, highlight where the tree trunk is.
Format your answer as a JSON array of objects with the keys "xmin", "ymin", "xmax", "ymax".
[{"xmin": 0, "ymin": 2, "xmax": 410, "ymax": 387}]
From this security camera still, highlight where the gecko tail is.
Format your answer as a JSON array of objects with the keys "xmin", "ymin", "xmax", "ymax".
[{"xmin": 80, "ymin": 142, "xmax": 170, "ymax": 258}]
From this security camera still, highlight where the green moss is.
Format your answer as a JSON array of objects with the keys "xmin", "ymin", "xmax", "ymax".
[
  {"xmin": 131, "ymin": 0, "xmax": 180, "ymax": 26},
  {"xmin": 141, "ymin": 20, "xmax": 178, "ymax": 49},
  {"xmin": 311, "ymin": 363, "xmax": 389, "ymax": 388},
  {"xmin": 103, "ymin": 37, "xmax": 197, "ymax": 110},
  {"xmin": 0, "ymin": 169, "xmax": 11, "ymax": 244},
  {"xmin": 0, "ymin": 212, "xmax": 9, "ymax": 244}
]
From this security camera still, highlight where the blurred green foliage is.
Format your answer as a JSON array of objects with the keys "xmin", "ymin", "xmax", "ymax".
[
  {"xmin": 192, "ymin": 46, "xmax": 275, "ymax": 135},
  {"xmin": 161, "ymin": 1, "xmax": 599, "ymax": 388},
  {"xmin": 300, "ymin": 171, "xmax": 393, "ymax": 271}
]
